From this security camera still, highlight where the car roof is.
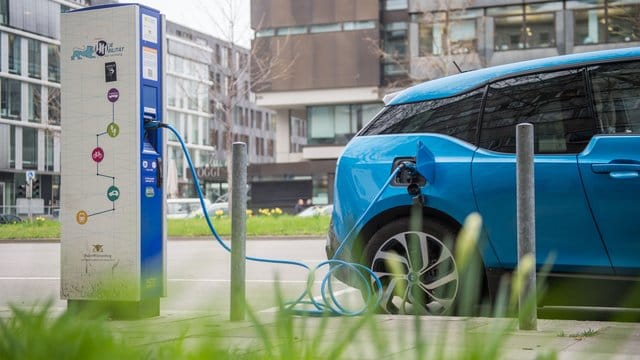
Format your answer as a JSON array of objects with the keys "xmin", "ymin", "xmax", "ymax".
[{"xmin": 387, "ymin": 47, "xmax": 640, "ymax": 106}]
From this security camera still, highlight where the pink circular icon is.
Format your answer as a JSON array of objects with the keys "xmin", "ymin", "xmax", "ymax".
[
  {"xmin": 92, "ymin": 147, "xmax": 104, "ymax": 163},
  {"xmin": 107, "ymin": 88, "xmax": 119, "ymax": 103}
]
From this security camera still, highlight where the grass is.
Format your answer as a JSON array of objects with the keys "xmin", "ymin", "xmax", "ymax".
[
  {"xmin": 0, "ymin": 212, "xmax": 558, "ymax": 359},
  {"xmin": 0, "ymin": 215, "xmax": 330, "ymax": 240},
  {"xmin": 558, "ymin": 328, "xmax": 601, "ymax": 339},
  {"xmin": 0, "ymin": 218, "xmax": 59, "ymax": 239},
  {"xmin": 2, "ymin": 212, "xmax": 631, "ymax": 359},
  {"xmin": 168, "ymin": 214, "xmax": 331, "ymax": 237}
]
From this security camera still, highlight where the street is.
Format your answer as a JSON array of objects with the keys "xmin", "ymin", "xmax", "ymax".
[{"xmin": 0, "ymin": 238, "xmax": 358, "ymax": 314}]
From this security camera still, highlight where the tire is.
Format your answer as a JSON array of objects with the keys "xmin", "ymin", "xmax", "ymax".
[{"xmin": 362, "ymin": 217, "xmax": 462, "ymax": 315}]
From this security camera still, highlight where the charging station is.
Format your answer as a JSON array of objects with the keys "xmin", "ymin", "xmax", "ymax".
[{"xmin": 60, "ymin": 4, "xmax": 166, "ymax": 318}]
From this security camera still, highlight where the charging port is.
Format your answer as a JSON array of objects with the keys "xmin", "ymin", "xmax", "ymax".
[{"xmin": 391, "ymin": 158, "xmax": 426, "ymax": 186}]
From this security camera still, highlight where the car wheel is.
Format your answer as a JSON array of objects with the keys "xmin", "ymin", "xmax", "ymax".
[{"xmin": 362, "ymin": 218, "xmax": 460, "ymax": 315}]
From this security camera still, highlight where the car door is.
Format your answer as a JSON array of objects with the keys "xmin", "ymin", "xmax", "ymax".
[
  {"xmin": 472, "ymin": 68, "xmax": 613, "ymax": 274},
  {"xmin": 578, "ymin": 61, "xmax": 640, "ymax": 275}
]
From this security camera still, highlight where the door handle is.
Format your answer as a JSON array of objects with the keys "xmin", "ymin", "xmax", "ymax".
[
  {"xmin": 591, "ymin": 163, "xmax": 640, "ymax": 173},
  {"xmin": 592, "ymin": 163, "xmax": 640, "ymax": 179}
]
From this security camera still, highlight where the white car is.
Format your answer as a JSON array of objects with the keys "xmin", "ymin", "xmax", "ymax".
[
  {"xmin": 297, "ymin": 204, "xmax": 333, "ymax": 217},
  {"xmin": 188, "ymin": 202, "xmax": 229, "ymax": 218},
  {"xmin": 167, "ymin": 198, "xmax": 211, "ymax": 219}
]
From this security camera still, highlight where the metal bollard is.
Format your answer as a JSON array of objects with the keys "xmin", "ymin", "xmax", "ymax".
[
  {"xmin": 516, "ymin": 123, "xmax": 537, "ymax": 330},
  {"xmin": 230, "ymin": 142, "xmax": 247, "ymax": 321}
]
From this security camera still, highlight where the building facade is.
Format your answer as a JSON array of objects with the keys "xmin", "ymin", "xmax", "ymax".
[
  {"xmin": 0, "ymin": 0, "xmax": 276, "ymax": 216},
  {"xmin": 0, "ymin": 0, "xmax": 95, "ymax": 216},
  {"xmin": 251, "ymin": 0, "xmax": 640, "ymax": 205},
  {"xmin": 165, "ymin": 22, "xmax": 276, "ymax": 201}
]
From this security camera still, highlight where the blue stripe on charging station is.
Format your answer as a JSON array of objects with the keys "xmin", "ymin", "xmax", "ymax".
[{"xmin": 138, "ymin": 5, "xmax": 164, "ymax": 300}]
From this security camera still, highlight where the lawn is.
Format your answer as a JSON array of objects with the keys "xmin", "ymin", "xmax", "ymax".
[{"xmin": 0, "ymin": 215, "xmax": 330, "ymax": 240}]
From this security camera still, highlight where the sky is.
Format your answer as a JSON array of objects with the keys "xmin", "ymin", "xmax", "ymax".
[{"xmin": 135, "ymin": 0, "xmax": 252, "ymax": 47}]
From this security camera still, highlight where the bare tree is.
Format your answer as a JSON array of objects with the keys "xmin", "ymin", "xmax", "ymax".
[{"xmin": 188, "ymin": 0, "xmax": 295, "ymax": 204}]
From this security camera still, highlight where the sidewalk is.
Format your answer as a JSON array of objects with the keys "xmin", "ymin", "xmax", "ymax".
[{"xmin": 107, "ymin": 310, "xmax": 640, "ymax": 359}]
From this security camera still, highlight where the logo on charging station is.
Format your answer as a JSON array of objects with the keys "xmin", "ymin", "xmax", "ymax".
[
  {"xmin": 107, "ymin": 88, "xmax": 119, "ymax": 102},
  {"xmin": 107, "ymin": 185, "xmax": 120, "ymax": 202},
  {"xmin": 70, "ymin": 40, "xmax": 124, "ymax": 61},
  {"xmin": 91, "ymin": 147, "xmax": 104, "ymax": 163}
]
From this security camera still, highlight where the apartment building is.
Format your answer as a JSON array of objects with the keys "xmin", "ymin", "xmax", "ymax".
[
  {"xmin": 0, "ymin": 0, "xmax": 276, "ymax": 215},
  {"xmin": 0, "ymin": 0, "xmax": 100, "ymax": 215},
  {"xmin": 165, "ymin": 22, "xmax": 276, "ymax": 201}
]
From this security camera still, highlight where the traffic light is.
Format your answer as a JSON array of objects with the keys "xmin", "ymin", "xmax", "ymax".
[
  {"xmin": 32, "ymin": 179, "xmax": 40, "ymax": 197},
  {"xmin": 17, "ymin": 184, "xmax": 27, "ymax": 198}
]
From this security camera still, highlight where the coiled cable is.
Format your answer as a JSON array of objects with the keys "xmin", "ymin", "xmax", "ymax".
[{"xmin": 150, "ymin": 121, "xmax": 409, "ymax": 316}]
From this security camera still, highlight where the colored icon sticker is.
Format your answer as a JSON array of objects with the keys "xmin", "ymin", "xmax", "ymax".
[
  {"xmin": 145, "ymin": 186, "xmax": 155, "ymax": 198},
  {"xmin": 107, "ymin": 88, "xmax": 119, "ymax": 103},
  {"xmin": 107, "ymin": 185, "xmax": 120, "ymax": 202},
  {"xmin": 107, "ymin": 123, "xmax": 120, "ymax": 138},
  {"xmin": 91, "ymin": 147, "xmax": 104, "ymax": 163},
  {"xmin": 76, "ymin": 210, "xmax": 88, "ymax": 225}
]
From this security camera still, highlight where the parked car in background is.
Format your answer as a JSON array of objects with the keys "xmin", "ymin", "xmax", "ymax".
[
  {"xmin": 297, "ymin": 204, "xmax": 333, "ymax": 217},
  {"xmin": 327, "ymin": 47, "xmax": 640, "ymax": 315},
  {"xmin": 167, "ymin": 198, "xmax": 211, "ymax": 219},
  {"xmin": 0, "ymin": 214, "xmax": 23, "ymax": 224},
  {"xmin": 188, "ymin": 202, "xmax": 229, "ymax": 218}
]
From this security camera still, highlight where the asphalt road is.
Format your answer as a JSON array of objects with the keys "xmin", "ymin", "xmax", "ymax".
[{"xmin": 0, "ymin": 238, "xmax": 359, "ymax": 314}]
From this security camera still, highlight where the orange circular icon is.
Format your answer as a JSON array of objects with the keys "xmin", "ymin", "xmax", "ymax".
[{"xmin": 76, "ymin": 210, "xmax": 88, "ymax": 225}]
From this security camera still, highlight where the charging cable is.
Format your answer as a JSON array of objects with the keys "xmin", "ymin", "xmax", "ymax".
[{"xmin": 147, "ymin": 120, "xmax": 411, "ymax": 316}]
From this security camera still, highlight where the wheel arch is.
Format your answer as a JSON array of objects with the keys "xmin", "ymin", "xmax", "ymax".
[{"xmin": 355, "ymin": 206, "xmax": 463, "ymax": 257}]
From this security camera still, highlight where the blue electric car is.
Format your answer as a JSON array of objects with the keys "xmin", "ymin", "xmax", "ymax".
[{"xmin": 326, "ymin": 47, "xmax": 640, "ymax": 315}]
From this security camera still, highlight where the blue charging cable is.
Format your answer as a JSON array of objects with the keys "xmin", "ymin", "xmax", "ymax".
[{"xmin": 149, "ymin": 121, "xmax": 408, "ymax": 316}]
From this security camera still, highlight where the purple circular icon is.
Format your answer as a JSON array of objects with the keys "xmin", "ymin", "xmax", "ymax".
[{"xmin": 107, "ymin": 88, "xmax": 119, "ymax": 103}]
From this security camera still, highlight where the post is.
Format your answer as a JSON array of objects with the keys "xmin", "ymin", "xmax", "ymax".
[
  {"xmin": 516, "ymin": 123, "xmax": 537, "ymax": 330},
  {"xmin": 230, "ymin": 142, "xmax": 247, "ymax": 321}
]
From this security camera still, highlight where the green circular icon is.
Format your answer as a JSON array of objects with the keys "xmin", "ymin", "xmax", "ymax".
[
  {"xmin": 107, "ymin": 123, "xmax": 120, "ymax": 138},
  {"xmin": 107, "ymin": 185, "xmax": 120, "ymax": 202}
]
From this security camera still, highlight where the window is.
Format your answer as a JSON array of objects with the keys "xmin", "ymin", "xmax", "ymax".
[
  {"xmin": 1, "ymin": 79, "xmax": 21, "ymax": 120},
  {"xmin": 9, "ymin": 125, "xmax": 15, "ymax": 168},
  {"xmin": 166, "ymin": 110, "xmax": 178, "ymax": 141},
  {"xmin": 1, "ymin": 0, "xmax": 8, "ymax": 25},
  {"xmin": 276, "ymin": 26, "xmax": 307, "ymax": 36},
  {"xmin": 28, "ymin": 84, "xmax": 41, "ymax": 123},
  {"xmin": 310, "ymin": 23, "xmax": 341, "ymax": 33},
  {"xmin": 361, "ymin": 89, "xmax": 483, "ymax": 145},
  {"xmin": 8, "ymin": 34, "xmax": 21, "ymax": 75},
  {"xmin": 167, "ymin": 76, "xmax": 176, "ymax": 107},
  {"xmin": 343, "ymin": 21, "xmax": 376, "ymax": 31},
  {"xmin": 28, "ymin": 39, "xmax": 41, "ymax": 79},
  {"xmin": 48, "ymin": 45, "xmax": 60, "ymax": 82},
  {"xmin": 419, "ymin": 10, "xmax": 482, "ymax": 56},
  {"xmin": 490, "ymin": 2, "xmax": 561, "ymax": 51},
  {"xmin": 383, "ymin": 22, "xmax": 408, "ymax": 75},
  {"xmin": 308, "ymin": 103, "xmax": 383, "ymax": 145},
  {"xmin": 480, "ymin": 69, "xmax": 594, "ymax": 154},
  {"xmin": 187, "ymin": 80, "xmax": 198, "ymax": 111},
  {"xmin": 22, "ymin": 127, "xmax": 38, "ymax": 170},
  {"xmin": 590, "ymin": 61, "xmax": 640, "ymax": 134},
  {"xmin": 45, "ymin": 132, "xmax": 54, "ymax": 171},
  {"xmin": 571, "ymin": 0, "xmax": 640, "ymax": 45},
  {"xmin": 48, "ymin": 87, "xmax": 60, "ymax": 125},
  {"xmin": 385, "ymin": 0, "xmax": 408, "ymax": 11},
  {"xmin": 256, "ymin": 29, "xmax": 275, "ymax": 37},
  {"xmin": 220, "ymin": 46, "xmax": 228, "ymax": 67},
  {"xmin": 267, "ymin": 139, "xmax": 274, "ymax": 157}
]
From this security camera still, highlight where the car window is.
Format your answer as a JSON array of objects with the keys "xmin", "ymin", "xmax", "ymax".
[
  {"xmin": 589, "ymin": 60, "xmax": 640, "ymax": 134},
  {"xmin": 480, "ymin": 69, "xmax": 595, "ymax": 154},
  {"xmin": 360, "ymin": 88, "xmax": 484, "ymax": 145}
]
